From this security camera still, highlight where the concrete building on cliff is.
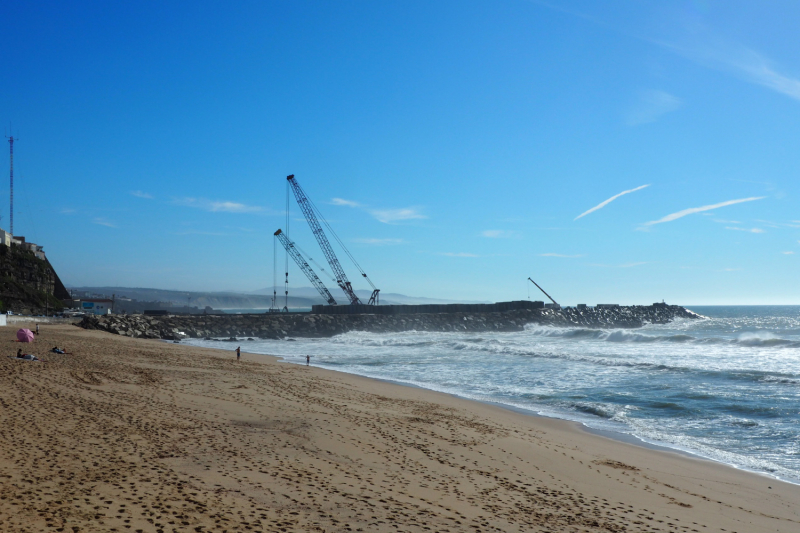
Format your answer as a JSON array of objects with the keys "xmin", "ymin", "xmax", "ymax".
[
  {"xmin": 0, "ymin": 228, "xmax": 12, "ymax": 247},
  {"xmin": 0, "ymin": 230, "xmax": 70, "ymax": 314},
  {"xmin": 0, "ymin": 229, "xmax": 46, "ymax": 260},
  {"xmin": 10, "ymin": 235, "xmax": 46, "ymax": 260}
]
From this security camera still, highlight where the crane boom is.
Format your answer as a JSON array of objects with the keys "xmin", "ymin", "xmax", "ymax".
[
  {"xmin": 528, "ymin": 277, "xmax": 558, "ymax": 306},
  {"xmin": 287, "ymin": 175, "xmax": 363, "ymax": 305},
  {"xmin": 275, "ymin": 229, "xmax": 337, "ymax": 305}
]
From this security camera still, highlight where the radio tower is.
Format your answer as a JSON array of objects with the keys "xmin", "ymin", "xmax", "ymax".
[{"xmin": 7, "ymin": 135, "xmax": 14, "ymax": 235}]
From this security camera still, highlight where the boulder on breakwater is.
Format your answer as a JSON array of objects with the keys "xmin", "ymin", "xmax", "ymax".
[{"xmin": 77, "ymin": 304, "xmax": 700, "ymax": 340}]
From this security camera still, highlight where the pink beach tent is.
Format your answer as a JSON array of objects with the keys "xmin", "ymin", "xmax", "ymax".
[{"xmin": 16, "ymin": 328, "xmax": 35, "ymax": 343}]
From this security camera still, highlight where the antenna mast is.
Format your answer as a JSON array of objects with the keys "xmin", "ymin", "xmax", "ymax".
[{"xmin": 6, "ymin": 135, "xmax": 14, "ymax": 234}]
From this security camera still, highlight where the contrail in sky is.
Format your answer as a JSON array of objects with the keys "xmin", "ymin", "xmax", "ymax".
[
  {"xmin": 574, "ymin": 184, "xmax": 650, "ymax": 220},
  {"xmin": 644, "ymin": 196, "xmax": 766, "ymax": 226}
]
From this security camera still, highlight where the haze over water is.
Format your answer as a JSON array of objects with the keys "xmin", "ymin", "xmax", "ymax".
[{"xmin": 187, "ymin": 306, "xmax": 800, "ymax": 483}]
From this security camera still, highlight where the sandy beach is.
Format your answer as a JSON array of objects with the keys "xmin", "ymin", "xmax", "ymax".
[{"xmin": 1, "ymin": 323, "xmax": 798, "ymax": 533}]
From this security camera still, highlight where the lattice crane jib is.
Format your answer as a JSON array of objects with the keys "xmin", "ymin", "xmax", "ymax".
[
  {"xmin": 275, "ymin": 229, "xmax": 337, "ymax": 306},
  {"xmin": 528, "ymin": 277, "xmax": 558, "ymax": 306},
  {"xmin": 286, "ymin": 175, "xmax": 363, "ymax": 305}
]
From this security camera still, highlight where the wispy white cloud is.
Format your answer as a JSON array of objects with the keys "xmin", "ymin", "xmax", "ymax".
[
  {"xmin": 175, "ymin": 197, "xmax": 263, "ymax": 213},
  {"xmin": 331, "ymin": 198, "xmax": 360, "ymax": 207},
  {"xmin": 60, "ymin": 208, "xmax": 76, "ymax": 215},
  {"xmin": 370, "ymin": 207, "xmax": 426, "ymax": 224},
  {"xmin": 725, "ymin": 226, "xmax": 765, "ymax": 234},
  {"xmin": 529, "ymin": 2, "xmax": 800, "ymax": 103},
  {"xmin": 130, "ymin": 190, "xmax": 153, "ymax": 199},
  {"xmin": 481, "ymin": 230, "xmax": 518, "ymax": 238},
  {"xmin": 93, "ymin": 218, "xmax": 117, "ymax": 228},
  {"xmin": 575, "ymin": 184, "xmax": 650, "ymax": 220},
  {"xmin": 352, "ymin": 238, "xmax": 405, "ymax": 245},
  {"xmin": 208, "ymin": 201, "xmax": 262, "ymax": 213},
  {"xmin": 727, "ymin": 178, "xmax": 775, "ymax": 187},
  {"xmin": 539, "ymin": 253, "xmax": 583, "ymax": 258},
  {"xmin": 330, "ymin": 196, "xmax": 427, "ymax": 225},
  {"xmin": 643, "ymin": 196, "xmax": 766, "ymax": 226},
  {"xmin": 441, "ymin": 252, "xmax": 479, "ymax": 258},
  {"xmin": 224, "ymin": 226, "xmax": 256, "ymax": 233},
  {"xmin": 752, "ymin": 219, "xmax": 800, "ymax": 229},
  {"xmin": 782, "ymin": 251, "xmax": 795, "ymax": 255},
  {"xmin": 174, "ymin": 230, "xmax": 227, "ymax": 236},
  {"xmin": 590, "ymin": 261, "xmax": 648, "ymax": 268},
  {"xmin": 626, "ymin": 90, "xmax": 682, "ymax": 126},
  {"xmin": 658, "ymin": 36, "xmax": 800, "ymax": 102},
  {"xmin": 716, "ymin": 48, "xmax": 800, "ymax": 102}
]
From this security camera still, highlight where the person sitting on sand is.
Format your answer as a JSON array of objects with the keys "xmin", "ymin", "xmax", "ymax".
[{"xmin": 16, "ymin": 349, "xmax": 40, "ymax": 361}]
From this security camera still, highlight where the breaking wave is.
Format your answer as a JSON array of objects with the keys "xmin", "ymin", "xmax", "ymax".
[{"xmin": 524, "ymin": 325, "xmax": 800, "ymax": 348}]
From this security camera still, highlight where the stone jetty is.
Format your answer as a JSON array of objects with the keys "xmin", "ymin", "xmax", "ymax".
[{"xmin": 77, "ymin": 304, "xmax": 700, "ymax": 340}]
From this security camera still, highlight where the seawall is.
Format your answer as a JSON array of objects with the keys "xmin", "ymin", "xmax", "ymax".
[{"xmin": 77, "ymin": 304, "xmax": 700, "ymax": 340}]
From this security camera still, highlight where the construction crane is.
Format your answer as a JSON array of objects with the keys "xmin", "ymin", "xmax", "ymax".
[
  {"xmin": 286, "ymin": 174, "xmax": 380, "ymax": 305},
  {"xmin": 528, "ymin": 277, "xmax": 559, "ymax": 307},
  {"xmin": 275, "ymin": 229, "xmax": 337, "ymax": 306}
]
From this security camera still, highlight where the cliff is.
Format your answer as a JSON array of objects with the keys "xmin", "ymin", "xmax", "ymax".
[
  {"xmin": 0, "ymin": 243, "xmax": 67, "ymax": 314},
  {"xmin": 78, "ymin": 304, "xmax": 700, "ymax": 340}
]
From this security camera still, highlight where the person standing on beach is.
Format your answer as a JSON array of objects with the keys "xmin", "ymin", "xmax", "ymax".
[
  {"xmin": 306, "ymin": 355, "xmax": 310, "ymax": 366},
  {"xmin": 35, "ymin": 324, "xmax": 40, "ymax": 335},
  {"xmin": 236, "ymin": 346, "xmax": 241, "ymax": 361}
]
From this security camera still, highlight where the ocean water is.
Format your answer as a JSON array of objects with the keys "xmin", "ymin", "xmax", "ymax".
[
  {"xmin": 221, "ymin": 308, "xmax": 311, "ymax": 314},
  {"xmin": 185, "ymin": 306, "xmax": 800, "ymax": 483}
]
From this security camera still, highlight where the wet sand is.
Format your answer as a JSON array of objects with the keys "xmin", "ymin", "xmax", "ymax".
[{"xmin": 1, "ymin": 323, "xmax": 798, "ymax": 533}]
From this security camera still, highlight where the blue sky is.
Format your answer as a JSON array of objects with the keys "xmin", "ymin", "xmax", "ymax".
[{"xmin": 1, "ymin": 0, "xmax": 798, "ymax": 304}]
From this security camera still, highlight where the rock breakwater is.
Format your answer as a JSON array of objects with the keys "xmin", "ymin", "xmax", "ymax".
[{"xmin": 78, "ymin": 304, "xmax": 700, "ymax": 340}]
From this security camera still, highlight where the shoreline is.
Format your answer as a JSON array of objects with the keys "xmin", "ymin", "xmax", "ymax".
[
  {"xmin": 266, "ymin": 351, "xmax": 800, "ymax": 488},
  {"xmin": 3, "ymin": 323, "xmax": 799, "ymax": 533},
  {"xmin": 239, "ymin": 343, "xmax": 800, "ymax": 491}
]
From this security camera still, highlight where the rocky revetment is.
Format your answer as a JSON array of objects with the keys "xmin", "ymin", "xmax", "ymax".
[{"xmin": 78, "ymin": 304, "xmax": 701, "ymax": 340}]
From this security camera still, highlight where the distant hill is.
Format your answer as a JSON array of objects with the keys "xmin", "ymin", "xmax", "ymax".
[
  {"xmin": 250, "ymin": 287, "xmax": 488, "ymax": 305},
  {"xmin": 69, "ymin": 286, "xmax": 487, "ymax": 309},
  {"xmin": 69, "ymin": 286, "xmax": 310, "ymax": 310}
]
